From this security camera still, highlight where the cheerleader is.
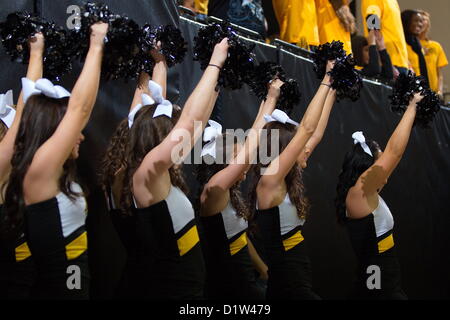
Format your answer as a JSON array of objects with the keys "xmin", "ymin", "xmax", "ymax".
[
  {"xmin": 247, "ymin": 60, "xmax": 336, "ymax": 299},
  {"xmin": 0, "ymin": 22, "xmax": 108, "ymax": 299},
  {"xmin": 195, "ymin": 79, "xmax": 284, "ymax": 299},
  {"xmin": 335, "ymin": 93, "xmax": 424, "ymax": 300},
  {"xmin": 0, "ymin": 33, "xmax": 43, "ymax": 299},
  {"xmin": 110, "ymin": 39, "xmax": 229, "ymax": 299},
  {"xmin": 99, "ymin": 41, "xmax": 170, "ymax": 298}
]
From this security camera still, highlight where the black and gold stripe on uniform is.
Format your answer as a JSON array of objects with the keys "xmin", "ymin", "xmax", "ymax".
[
  {"xmin": 377, "ymin": 229, "xmax": 394, "ymax": 254},
  {"xmin": 281, "ymin": 226, "xmax": 304, "ymax": 251},
  {"xmin": 175, "ymin": 219, "xmax": 200, "ymax": 256},
  {"xmin": 228, "ymin": 230, "xmax": 248, "ymax": 256}
]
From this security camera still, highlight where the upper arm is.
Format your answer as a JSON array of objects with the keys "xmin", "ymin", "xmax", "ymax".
[{"xmin": 355, "ymin": 151, "xmax": 400, "ymax": 196}]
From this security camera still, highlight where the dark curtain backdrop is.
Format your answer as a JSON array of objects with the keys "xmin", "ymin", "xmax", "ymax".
[{"xmin": 0, "ymin": 0, "xmax": 448, "ymax": 299}]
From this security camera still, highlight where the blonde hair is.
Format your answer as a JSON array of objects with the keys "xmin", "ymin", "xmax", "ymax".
[{"xmin": 418, "ymin": 9, "xmax": 431, "ymax": 40}]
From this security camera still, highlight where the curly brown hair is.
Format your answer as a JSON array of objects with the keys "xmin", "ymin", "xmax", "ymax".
[
  {"xmin": 0, "ymin": 121, "xmax": 7, "ymax": 140},
  {"xmin": 194, "ymin": 133, "xmax": 249, "ymax": 219},
  {"xmin": 100, "ymin": 103, "xmax": 188, "ymax": 215},
  {"xmin": 247, "ymin": 121, "xmax": 309, "ymax": 223}
]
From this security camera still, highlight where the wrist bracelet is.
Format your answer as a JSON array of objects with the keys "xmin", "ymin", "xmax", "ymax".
[
  {"xmin": 208, "ymin": 64, "xmax": 221, "ymax": 70},
  {"xmin": 321, "ymin": 82, "xmax": 331, "ymax": 87}
]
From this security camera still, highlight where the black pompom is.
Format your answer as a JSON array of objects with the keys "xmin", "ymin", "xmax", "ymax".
[
  {"xmin": 328, "ymin": 54, "xmax": 363, "ymax": 102},
  {"xmin": 70, "ymin": 2, "xmax": 142, "ymax": 81},
  {"xmin": 248, "ymin": 62, "xmax": 285, "ymax": 100},
  {"xmin": 246, "ymin": 61, "xmax": 300, "ymax": 115},
  {"xmin": 193, "ymin": 21, "xmax": 256, "ymax": 90},
  {"xmin": 389, "ymin": 71, "xmax": 440, "ymax": 128},
  {"xmin": 0, "ymin": 12, "xmax": 73, "ymax": 81},
  {"xmin": 276, "ymin": 79, "xmax": 301, "ymax": 115},
  {"xmin": 139, "ymin": 24, "xmax": 187, "ymax": 74},
  {"xmin": 311, "ymin": 40, "xmax": 346, "ymax": 79}
]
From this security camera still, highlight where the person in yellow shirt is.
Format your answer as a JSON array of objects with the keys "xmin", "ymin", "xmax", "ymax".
[
  {"xmin": 418, "ymin": 10, "xmax": 448, "ymax": 97},
  {"xmin": 183, "ymin": 0, "xmax": 209, "ymax": 14},
  {"xmin": 272, "ymin": 0, "xmax": 320, "ymax": 49},
  {"xmin": 361, "ymin": 0, "xmax": 409, "ymax": 74},
  {"xmin": 401, "ymin": 10, "xmax": 429, "ymax": 85},
  {"xmin": 315, "ymin": 0, "xmax": 355, "ymax": 54}
]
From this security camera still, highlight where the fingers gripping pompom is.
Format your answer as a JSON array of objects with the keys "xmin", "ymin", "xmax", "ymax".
[
  {"xmin": 193, "ymin": 21, "xmax": 256, "ymax": 90},
  {"xmin": 389, "ymin": 71, "xmax": 440, "ymax": 128}
]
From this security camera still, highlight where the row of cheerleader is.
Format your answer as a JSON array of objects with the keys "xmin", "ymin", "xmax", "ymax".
[{"xmin": 0, "ymin": 12, "xmax": 440, "ymax": 300}]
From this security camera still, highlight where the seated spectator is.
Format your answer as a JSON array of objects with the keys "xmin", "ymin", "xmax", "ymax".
[
  {"xmin": 418, "ymin": 10, "xmax": 448, "ymax": 98},
  {"xmin": 352, "ymin": 29, "xmax": 394, "ymax": 80},
  {"xmin": 208, "ymin": 0, "xmax": 267, "ymax": 37},
  {"xmin": 272, "ymin": 0, "xmax": 320, "ymax": 49},
  {"xmin": 401, "ymin": 9, "xmax": 429, "ymax": 84},
  {"xmin": 182, "ymin": 0, "xmax": 209, "ymax": 14}
]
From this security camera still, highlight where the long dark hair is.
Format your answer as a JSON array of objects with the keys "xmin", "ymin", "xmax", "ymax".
[
  {"xmin": 351, "ymin": 35, "xmax": 369, "ymax": 67},
  {"xmin": 111, "ymin": 104, "xmax": 188, "ymax": 215},
  {"xmin": 402, "ymin": 9, "xmax": 429, "ymax": 84},
  {"xmin": 335, "ymin": 138, "xmax": 381, "ymax": 223},
  {"xmin": 1, "ymin": 94, "xmax": 79, "ymax": 239},
  {"xmin": 194, "ymin": 132, "xmax": 249, "ymax": 219},
  {"xmin": 248, "ymin": 121, "xmax": 309, "ymax": 223}
]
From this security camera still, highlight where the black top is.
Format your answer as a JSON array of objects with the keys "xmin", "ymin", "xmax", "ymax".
[
  {"xmin": 200, "ymin": 207, "xmax": 263, "ymax": 299},
  {"xmin": 132, "ymin": 186, "xmax": 205, "ymax": 299},
  {"xmin": 345, "ymin": 214, "xmax": 405, "ymax": 299},
  {"xmin": 254, "ymin": 205, "xmax": 318, "ymax": 299},
  {"xmin": 361, "ymin": 45, "xmax": 394, "ymax": 80}
]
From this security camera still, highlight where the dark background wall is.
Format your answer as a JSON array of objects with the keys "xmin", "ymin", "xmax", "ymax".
[{"xmin": 0, "ymin": 0, "xmax": 449, "ymax": 299}]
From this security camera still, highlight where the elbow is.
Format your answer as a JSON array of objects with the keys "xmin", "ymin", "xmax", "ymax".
[{"xmin": 300, "ymin": 122, "xmax": 316, "ymax": 136}]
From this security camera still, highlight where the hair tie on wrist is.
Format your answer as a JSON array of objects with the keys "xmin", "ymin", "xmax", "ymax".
[
  {"xmin": 321, "ymin": 82, "xmax": 331, "ymax": 87},
  {"xmin": 208, "ymin": 64, "xmax": 221, "ymax": 70}
]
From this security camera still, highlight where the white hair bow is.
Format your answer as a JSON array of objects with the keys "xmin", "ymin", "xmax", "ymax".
[
  {"xmin": 352, "ymin": 131, "xmax": 373, "ymax": 157},
  {"xmin": 22, "ymin": 78, "xmax": 71, "ymax": 103},
  {"xmin": 0, "ymin": 90, "xmax": 16, "ymax": 128},
  {"xmin": 201, "ymin": 120, "xmax": 222, "ymax": 159},
  {"xmin": 127, "ymin": 80, "xmax": 173, "ymax": 128},
  {"xmin": 263, "ymin": 109, "xmax": 299, "ymax": 126}
]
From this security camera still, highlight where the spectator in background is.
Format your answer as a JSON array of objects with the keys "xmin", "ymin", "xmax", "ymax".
[
  {"xmin": 352, "ymin": 29, "xmax": 394, "ymax": 80},
  {"xmin": 272, "ymin": 0, "xmax": 320, "ymax": 49},
  {"xmin": 361, "ymin": 0, "xmax": 409, "ymax": 75},
  {"xmin": 208, "ymin": 0, "xmax": 267, "ymax": 37},
  {"xmin": 417, "ymin": 10, "xmax": 448, "ymax": 98},
  {"xmin": 182, "ymin": 0, "xmax": 209, "ymax": 14},
  {"xmin": 401, "ymin": 10, "xmax": 429, "ymax": 85},
  {"xmin": 316, "ymin": 0, "xmax": 356, "ymax": 54}
]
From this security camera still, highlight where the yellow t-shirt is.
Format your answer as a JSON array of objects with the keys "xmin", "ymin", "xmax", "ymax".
[
  {"xmin": 421, "ymin": 39, "xmax": 449, "ymax": 92},
  {"xmin": 361, "ymin": 0, "xmax": 408, "ymax": 68},
  {"xmin": 195, "ymin": 0, "xmax": 208, "ymax": 14},
  {"xmin": 406, "ymin": 44, "xmax": 421, "ymax": 76},
  {"xmin": 272, "ymin": 0, "xmax": 320, "ymax": 49},
  {"xmin": 315, "ymin": 0, "xmax": 352, "ymax": 54}
]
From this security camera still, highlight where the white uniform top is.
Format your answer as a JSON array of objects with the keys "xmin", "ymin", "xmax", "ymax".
[
  {"xmin": 220, "ymin": 201, "xmax": 248, "ymax": 240},
  {"xmin": 55, "ymin": 182, "xmax": 87, "ymax": 238},
  {"xmin": 257, "ymin": 193, "xmax": 305, "ymax": 236}
]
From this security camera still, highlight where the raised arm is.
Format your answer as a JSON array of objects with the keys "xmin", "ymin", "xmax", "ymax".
[
  {"xmin": 0, "ymin": 33, "xmax": 44, "ymax": 181},
  {"xmin": 206, "ymin": 80, "xmax": 282, "ymax": 192},
  {"xmin": 27, "ymin": 22, "xmax": 108, "ymax": 182},
  {"xmin": 261, "ymin": 62, "xmax": 334, "ymax": 184},
  {"xmin": 355, "ymin": 93, "xmax": 422, "ymax": 196},
  {"xmin": 297, "ymin": 89, "xmax": 336, "ymax": 168},
  {"xmin": 137, "ymin": 38, "xmax": 229, "ymax": 175}
]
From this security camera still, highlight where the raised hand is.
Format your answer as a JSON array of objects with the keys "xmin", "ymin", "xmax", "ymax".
[
  {"xmin": 209, "ymin": 38, "xmax": 229, "ymax": 68},
  {"xmin": 150, "ymin": 40, "xmax": 166, "ymax": 63},
  {"xmin": 90, "ymin": 22, "xmax": 108, "ymax": 47},
  {"xmin": 29, "ymin": 32, "xmax": 45, "ymax": 54},
  {"xmin": 267, "ymin": 78, "xmax": 284, "ymax": 99}
]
